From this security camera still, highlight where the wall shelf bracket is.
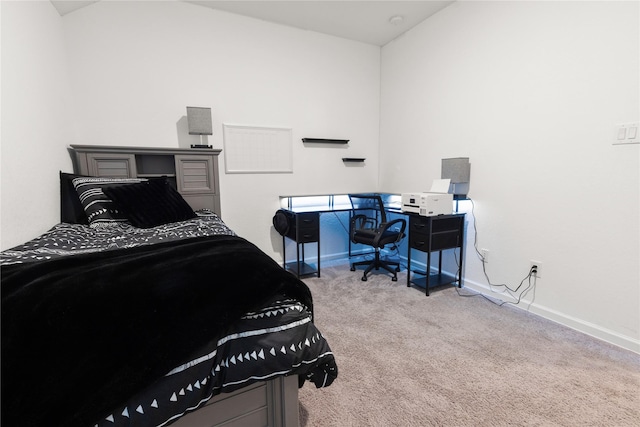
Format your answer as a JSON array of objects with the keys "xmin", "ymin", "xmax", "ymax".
[{"xmin": 302, "ymin": 138, "xmax": 349, "ymax": 144}]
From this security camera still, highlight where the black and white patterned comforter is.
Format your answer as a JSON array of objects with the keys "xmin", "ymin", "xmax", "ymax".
[
  {"xmin": 1, "ymin": 216, "xmax": 337, "ymax": 427},
  {"xmin": 96, "ymin": 296, "xmax": 332, "ymax": 427},
  {"xmin": 0, "ymin": 215, "xmax": 235, "ymax": 265}
]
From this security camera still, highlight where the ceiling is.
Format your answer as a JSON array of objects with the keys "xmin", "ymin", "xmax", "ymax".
[{"xmin": 49, "ymin": 1, "xmax": 455, "ymax": 46}]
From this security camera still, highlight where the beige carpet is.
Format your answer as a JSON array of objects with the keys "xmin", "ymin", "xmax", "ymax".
[{"xmin": 298, "ymin": 262, "xmax": 640, "ymax": 427}]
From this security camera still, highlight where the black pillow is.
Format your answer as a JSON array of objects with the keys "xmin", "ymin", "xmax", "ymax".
[
  {"xmin": 102, "ymin": 177, "xmax": 197, "ymax": 228},
  {"xmin": 60, "ymin": 172, "xmax": 89, "ymax": 224}
]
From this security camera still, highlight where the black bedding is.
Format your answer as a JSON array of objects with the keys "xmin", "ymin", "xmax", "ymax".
[{"xmin": 1, "ymin": 228, "xmax": 337, "ymax": 426}]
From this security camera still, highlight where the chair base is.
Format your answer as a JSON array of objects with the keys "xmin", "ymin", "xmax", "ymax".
[{"xmin": 351, "ymin": 251, "xmax": 401, "ymax": 281}]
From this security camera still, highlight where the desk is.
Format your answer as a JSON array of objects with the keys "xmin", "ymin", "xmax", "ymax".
[
  {"xmin": 277, "ymin": 194, "xmax": 465, "ymax": 289},
  {"xmin": 277, "ymin": 193, "xmax": 401, "ymax": 278},
  {"xmin": 406, "ymin": 213, "xmax": 465, "ymax": 296}
]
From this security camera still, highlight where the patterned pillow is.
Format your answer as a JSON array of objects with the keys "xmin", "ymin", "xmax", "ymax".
[
  {"xmin": 72, "ymin": 177, "xmax": 146, "ymax": 228},
  {"xmin": 103, "ymin": 177, "xmax": 197, "ymax": 228},
  {"xmin": 60, "ymin": 172, "xmax": 89, "ymax": 225}
]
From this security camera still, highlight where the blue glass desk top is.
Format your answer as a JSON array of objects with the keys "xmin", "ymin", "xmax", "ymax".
[{"xmin": 279, "ymin": 193, "xmax": 402, "ymax": 213}]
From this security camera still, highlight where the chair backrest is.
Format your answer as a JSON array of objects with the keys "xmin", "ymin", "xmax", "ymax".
[
  {"xmin": 348, "ymin": 194, "xmax": 406, "ymax": 250},
  {"xmin": 348, "ymin": 194, "xmax": 387, "ymax": 224}
]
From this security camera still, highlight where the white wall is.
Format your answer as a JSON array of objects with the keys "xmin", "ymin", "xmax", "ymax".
[
  {"xmin": 380, "ymin": 0, "xmax": 639, "ymax": 351},
  {"xmin": 2, "ymin": 0, "xmax": 638, "ymax": 353},
  {"xmin": 1, "ymin": 1, "xmax": 381, "ymax": 258},
  {"xmin": 1, "ymin": 0, "xmax": 75, "ymax": 249}
]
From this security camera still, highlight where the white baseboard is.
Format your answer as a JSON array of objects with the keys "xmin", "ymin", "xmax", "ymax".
[
  {"xmin": 461, "ymin": 277, "xmax": 640, "ymax": 354},
  {"xmin": 317, "ymin": 254, "xmax": 639, "ymax": 354}
]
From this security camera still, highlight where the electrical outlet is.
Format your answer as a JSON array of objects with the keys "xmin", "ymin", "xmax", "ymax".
[
  {"xmin": 530, "ymin": 260, "xmax": 542, "ymax": 278},
  {"xmin": 481, "ymin": 248, "xmax": 489, "ymax": 263}
]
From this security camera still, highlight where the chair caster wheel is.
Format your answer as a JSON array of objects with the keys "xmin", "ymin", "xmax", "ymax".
[
  {"xmin": 392, "ymin": 276, "xmax": 398, "ymax": 282},
  {"xmin": 361, "ymin": 276, "xmax": 367, "ymax": 281},
  {"xmin": 350, "ymin": 266, "xmax": 356, "ymax": 272}
]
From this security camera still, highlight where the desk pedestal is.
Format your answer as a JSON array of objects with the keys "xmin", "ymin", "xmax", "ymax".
[
  {"xmin": 282, "ymin": 211, "xmax": 320, "ymax": 278},
  {"xmin": 407, "ymin": 213, "xmax": 465, "ymax": 296}
]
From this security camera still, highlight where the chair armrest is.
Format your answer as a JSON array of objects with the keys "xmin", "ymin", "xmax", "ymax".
[
  {"xmin": 350, "ymin": 214, "xmax": 378, "ymax": 242},
  {"xmin": 372, "ymin": 218, "xmax": 407, "ymax": 247}
]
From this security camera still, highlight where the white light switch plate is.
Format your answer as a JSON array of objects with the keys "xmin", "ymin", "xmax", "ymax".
[{"xmin": 613, "ymin": 122, "xmax": 640, "ymax": 145}]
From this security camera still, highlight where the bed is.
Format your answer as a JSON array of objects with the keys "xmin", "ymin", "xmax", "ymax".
[{"xmin": 0, "ymin": 171, "xmax": 337, "ymax": 427}]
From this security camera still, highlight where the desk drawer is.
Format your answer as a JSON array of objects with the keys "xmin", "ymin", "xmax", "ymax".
[
  {"xmin": 432, "ymin": 216, "xmax": 463, "ymax": 233},
  {"xmin": 411, "ymin": 230, "xmax": 460, "ymax": 252},
  {"xmin": 409, "ymin": 231, "xmax": 428, "ymax": 250},
  {"xmin": 293, "ymin": 227, "xmax": 319, "ymax": 243},
  {"xmin": 409, "ymin": 216, "xmax": 431, "ymax": 235},
  {"xmin": 295, "ymin": 212, "xmax": 319, "ymax": 229},
  {"xmin": 410, "ymin": 216, "xmax": 462, "ymax": 233},
  {"xmin": 285, "ymin": 212, "xmax": 319, "ymax": 243}
]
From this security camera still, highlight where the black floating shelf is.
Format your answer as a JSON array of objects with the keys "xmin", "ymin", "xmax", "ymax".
[
  {"xmin": 302, "ymin": 138, "xmax": 349, "ymax": 144},
  {"xmin": 342, "ymin": 158, "xmax": 365, "ymax": 162}
]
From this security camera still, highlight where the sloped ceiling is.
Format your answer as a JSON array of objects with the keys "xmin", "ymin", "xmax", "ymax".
[{"xmin": 49, "ymin": 0, "xmax": 454, "ymax": 46}]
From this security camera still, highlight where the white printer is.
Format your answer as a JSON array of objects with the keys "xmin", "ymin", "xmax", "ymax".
[{"xmin": 401, "ymin": 179, "xmax": 453, "ymax": 216}]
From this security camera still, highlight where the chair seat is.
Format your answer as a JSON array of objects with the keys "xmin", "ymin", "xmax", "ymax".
[
  {"xmin": 352, "ymin": 228, "xmax": 377, "ymax": 240},
  {"xmin": 353, "ymin": 229, "xmax": 402, "ymax": 248}
]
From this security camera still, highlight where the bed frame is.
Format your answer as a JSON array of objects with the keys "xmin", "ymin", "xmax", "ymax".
[
  {"xmin": 69, "ymin": 145, "xmax": 222, "ymax": 215},
  {"xmin": 172, "ymin": 376, "xmax": 299, "ymax": 427},
  {"xmin": 67, "ymin": 145, "xmax": 301, "ymax": 427}
]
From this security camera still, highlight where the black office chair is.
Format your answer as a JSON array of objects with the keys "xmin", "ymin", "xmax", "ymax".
[{"xmin": 348, "ymin": 194, "xmax": 406, "ymax": 282}]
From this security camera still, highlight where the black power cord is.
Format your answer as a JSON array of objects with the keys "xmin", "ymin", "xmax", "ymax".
[{"xmin": 455, "ymin": 197, "xmax": 538, "ymax": 308}]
